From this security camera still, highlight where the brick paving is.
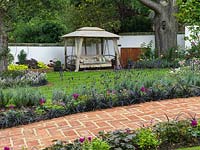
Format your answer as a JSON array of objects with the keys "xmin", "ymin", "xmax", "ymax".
[{"xmin": 1, "ymin": 97, "xmax": 200, "ymax": 149}]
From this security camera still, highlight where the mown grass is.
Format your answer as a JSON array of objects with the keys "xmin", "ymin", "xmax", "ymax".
[
  {"xmin": 36, "ymin": 69, "xmax": 169, "ymax": 99},
  {"xmin": 3, "ymin": 69, "xmax": 169, "ymax": 99}
]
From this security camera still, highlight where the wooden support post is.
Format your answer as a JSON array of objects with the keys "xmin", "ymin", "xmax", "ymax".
[
  {"xmin": 64, "ymin": 40, "xmax": 67, "ymax": 70},
  {"xmin": 84, "ymin": 38, "xmax": 87, "ymax": 55},
  {"xmin": 101, "ymin": 38, "xmax": 104, "ymax": 55}
]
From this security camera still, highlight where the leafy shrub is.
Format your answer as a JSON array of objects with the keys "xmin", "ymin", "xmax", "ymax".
[
  {"xmin": 17, "ymin": 50, "xmax": 27, "ymax": 64},
  {"xmin": 52, "ymin": 89, "xmax": 67, "ymax": 103},
  {"xmin": 134, "ymin": 128, "xmax": 160, "ymax": 150},
  {"xmin": 12, "ymin": 20, "xmax": 65, "ymax": 43},
  {"xmin": 0, "ymin": 90, "xmax": 9, "ymax": 108},
  {"xmin": 53, "ymin": 60, "xmax": 62, "ymax": 71},
  {"xmin": 11, "ymin": 88, "xmax": 44, "ymax": 107},
  {"xmin": 82, "ymin": 138, "xmax": 110, "ymax": 150},
  {"xmin": 37, "ymin": 61, "xmax": 49, "ymax": 69},
  {"xmin": 8, "ymin": 64, "xmax": 28, "ymax": 71},
  {"xmin": 0, "ymin": 102, "xmax": 67, "ymax": 129},
  {"xmin": 99, "ymin": 129, "xmax": 137, "ymax": 150},
  {"xmin": 134, "ymin": 59, "xmax": 180, "ymax": 69}
]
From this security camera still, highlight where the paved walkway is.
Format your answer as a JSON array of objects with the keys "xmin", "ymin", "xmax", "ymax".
[{"xmin": 1, "ymin": 97, "xmax": 200, "ymax": 149}]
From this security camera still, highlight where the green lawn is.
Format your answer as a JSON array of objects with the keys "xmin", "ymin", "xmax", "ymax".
[
  {"xmin": 177, "ymin": 146, "xmax": 200, "ymax": 150},
  {"xmin": 4, "ymin": 69, "xmax": 169, "ymax": 99},
  {"xmin": 38, "ymin": 69, "xmax": 169, "ymax": 99}
]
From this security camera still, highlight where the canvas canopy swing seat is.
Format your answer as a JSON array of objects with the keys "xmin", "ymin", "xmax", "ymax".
[{"xmin": 62, "ymin": 27, "xmax": 121, "ymax": 72}]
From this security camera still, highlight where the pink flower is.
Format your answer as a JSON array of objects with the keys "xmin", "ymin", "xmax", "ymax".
[
  {"xmin": 4, "ymin": 147, "xmax": 10, "ymax": 150},
  {"xmin": 140, "ymin": 86, "xmax": 148, "ymax": 93},
  {"xmin": 79, "ymin": 137, "xmax": 85, "ymax": 143},
  {"xmin": 73, "ymin": 93, "xmax": 79, "ymax": 100},
  {"xmin": 39, "ymin": 98, "xmax": 46, "ymax": 105},
  {"xmin": 125, "ymin": 128, "xmax": 131, "ymax": 133},
  {"xmin": 191, "ymin": 119, "xmax": 198, "ymax": 127},
  {"xmin": 9, "ymin": 105, "xmax": 15, "ymax": 109},
  {"xmin": 88, "ymin": 136, "xmax": 92, "ymax": 142}
]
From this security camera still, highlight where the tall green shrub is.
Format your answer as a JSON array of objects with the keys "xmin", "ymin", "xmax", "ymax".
[{"xmin": 17, "ymin": 50, "xmax": 27, "ymax": 64}]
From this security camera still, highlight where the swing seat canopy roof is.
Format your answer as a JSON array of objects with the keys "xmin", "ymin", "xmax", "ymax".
[{"xmin": 62, "ymin": 27, "xmax": 120, "ymax": 39}]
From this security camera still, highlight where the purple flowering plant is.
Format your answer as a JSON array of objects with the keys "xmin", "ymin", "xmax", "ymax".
[
  {"xmin": 8, "ymin": 104, "xmax": 15, "ymax": 109},
  {"xmin": 140, "ymin": 86, "xmax": 148, "ymax": 93},
  {"xmin": 79, "ymin": 137, "xmax": 85, "ymax": 143},
  {"xmin": 73, "ymin": 93, "xmax": 79, "ymax": 100},
  {"xmin": 39, "ymin": 98, "xmax": 46, "ymax": 105},
  {"xmin": 4, "ymin": 147, "xmax": 10, "ymax": 150}
]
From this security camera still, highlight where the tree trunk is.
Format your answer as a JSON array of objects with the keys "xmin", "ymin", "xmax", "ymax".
[
  {"xmin": 0, "ymin": 14, "xmax": 8, "ymax": 72},
  {"xmin": 154, "ymin": 5, "xmax": 178, "ymax": 56},
  {"xmin": 139, "ymin": 0, "xmax": 178, "ymax": 56}
]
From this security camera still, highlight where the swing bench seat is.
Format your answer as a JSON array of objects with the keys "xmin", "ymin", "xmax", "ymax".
[{"xmin": 79, "ymin": 55, "xmax": 112, "ymax": 68}]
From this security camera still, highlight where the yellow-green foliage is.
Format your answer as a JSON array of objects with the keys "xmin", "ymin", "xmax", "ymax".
[
  {"xmin": 8, "ymin": 64, "xmax": 28, "ymax": 71},
  {"xmin": 37, "ymin": 62, "xmax": 49, "ymax": 69}
]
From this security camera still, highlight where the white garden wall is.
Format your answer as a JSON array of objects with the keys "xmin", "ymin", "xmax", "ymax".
[
  {"xmin": 185, "ymin": 26, "xmax": 200, "ymax": 49},
  {"xmin": 9, "ymin": 34, "xmax": 185, "ymax": 64}
]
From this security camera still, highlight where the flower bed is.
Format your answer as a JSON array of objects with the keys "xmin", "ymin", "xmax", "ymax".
[
  {"xmin": 43, "ymin": 116, "xmax": 200, "ymax": 150},
  {"xmin": 1, "ymin": 67, "xmax": 200, "ymax": 129},
  {"xmin": 133, "ymin": 58, "xmax": 180, "ymax": 69},
  {"xmin": 0, "ymin": 70, "xmax": 47, "ymax": 88}
]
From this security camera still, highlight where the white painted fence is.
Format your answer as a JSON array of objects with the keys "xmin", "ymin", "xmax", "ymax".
[{"xmin": 9, "ymin": 34, "xmax": 185, "ymax": 64}]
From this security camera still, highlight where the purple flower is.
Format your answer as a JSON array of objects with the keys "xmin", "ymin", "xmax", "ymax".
[
  {"xmin": 59, "ymin": 102, "xmax": 66, "ymax": 107},
  {"xmin": 191, "ymin": 119, "xmax": 198, "ymax": 127},
  {"xmin": 191, "ymin": 42, "xmax": 196, "ymax": 46},
  {"xmin": 4, "ymin": 147, "xmax": 10, "ymax": 150},
  {"xmin": 140, "ymin": 86, "xmax": 147, "ymax": 93},
  {"xmin": 73, "ymin": 93, "xmax": 79, "ymax": 100},
  {"xmin": 88, "ymin": 136, "xmax": 92, "ymax": 142},
  {"xmin": 9, "ymin": 105, "xmax": 15, "ymax": 109},
  {"xmin": 112, "ymin": 90, "xmax": 116, "ymax": 94},
  {"xmin": 79, "ymin": 137, "xmax": 85, "ymax": 143},
  {"xmin": 125, "ymin": 128, "xmax": 131, "ymax": 134},
  {"xmin": 39, "ymin": 98, "xmax": 46, "ymax": 105}
]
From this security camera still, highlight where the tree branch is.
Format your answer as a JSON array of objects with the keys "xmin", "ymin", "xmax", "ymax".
[{"xmin": 138, "ymin": 0, "xmax": 162, "ymax": 14}]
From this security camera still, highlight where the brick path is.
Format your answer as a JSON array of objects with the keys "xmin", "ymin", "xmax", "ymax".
[{"xmin": 1, "ymin": 97, "xmax": 200, "ymax": 150}]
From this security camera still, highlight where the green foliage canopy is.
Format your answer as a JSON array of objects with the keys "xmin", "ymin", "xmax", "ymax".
[
  {"xmin": 176, "ymin": 0, "xmax": 200, "ymax": 25},
  {"xmin": 66, "ymin": 0, "xmax": 152, "ymax": 33}
]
